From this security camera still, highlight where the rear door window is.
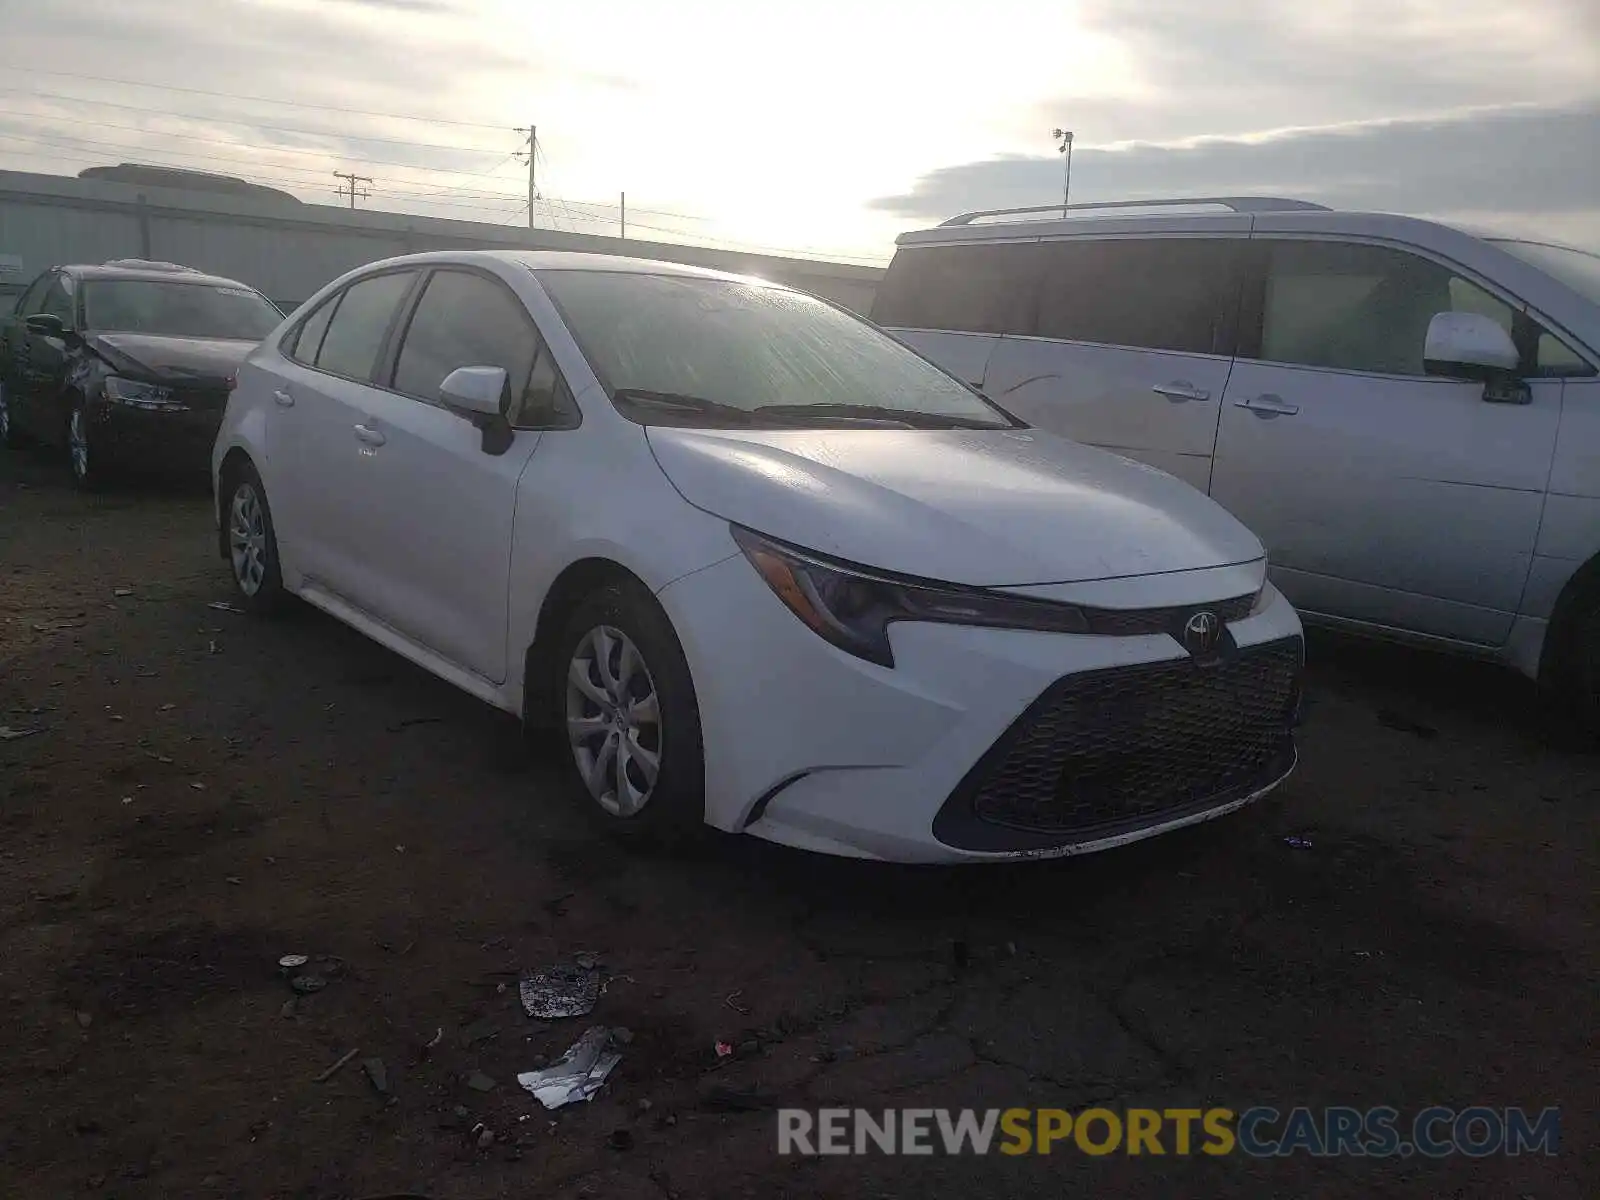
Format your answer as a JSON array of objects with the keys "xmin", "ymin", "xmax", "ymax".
[
  {"xmin": 313, "ymin": 270, "xmax": 415, "ymax": 381},
  {"xmin": 1032, "ymin": 238, "xmax": 1242, "ymax": 355},
  {"xmin": 287, "ymin": 294, "xmax": 338, "ymax": 365},
  {"xmin": 871, "ymin": 243, "xmax": 1039, "ymax": 334}
]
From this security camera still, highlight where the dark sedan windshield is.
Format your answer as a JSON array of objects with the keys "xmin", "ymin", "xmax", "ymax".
[
  {"xmin": 83, "ymin": 279, "xmax": 282, "ymax": 340},
  {"xmin": 537, "ymin": 270, "xmax": 1016, "ymax": 429}
]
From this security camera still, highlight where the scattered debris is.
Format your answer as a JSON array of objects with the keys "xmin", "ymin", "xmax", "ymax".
[
  {"xmin": 517, "ymin": 1026, "xmax": 624, "ymax": 1110},
  {"xmin": 466, "ymin": 1070, "xmax": 497, "ymax": 1093},
  {"xmin": 0, "ymin": 725, "xmax": 43, "ymax": 740},
  {"xmin": 519, "ymin": 962, "xmax": 600, "ymax": 1020},
  {"xmin": 1375, "ymin": 708, "xmax": 1439, "ymax": 740},
  {"xmin": 637, "ymin": 1098, "xmax": 654, "ymax": 1113},
  {"xmin": 121, "ymin": 796, "xmax": 133, "ymax": 805},
  {"xmin": 75, "ymin": 1010, "xmax": 93, "ymax": 1029},
  {"xmin": 313, "ymin": 1047, "xmax": 361, "ymax": 1083},
  {"xmin": 387, "ymin": 716, "xmax": 444, "ymax": 732},
  {"xmin": 613, "ymin": 1027, "xmax": 633, "ymax": 1045},
  {"xmin": 280, "ymin": 999, "xmax": 297, "ymax": 1019},
  {"xmin": 208, "ymin": 640, "xmax": 221, "ymax": 655},
  {"xmin": 574, "ymin": 951, "xmax": 601, "ymax": 970},
  {"xmin": 714, "ymin": 1041, "xmax": 734, "ymax": 1059},
  {"xmin": 290, "ymin": 973, "xmax": 327, "ymax": 995},
  {"xmin": 1005, "ymin": 941, "xmax": 1019, "ymax": 957},
  {"xmin": 159, "ymin": 703, "xmax": 175, "ymax": 712},
  {"xmin": 1283, "ymin": 836, "xmax": 1314, "ymax": 850},
  {"xmin": 424, "ymin": 1027, "xmax": 444, "ymax": 1051},
  {"xmin": 32, "ymin": 620, "xmax": 83, "ymax": 633},
  {"xmin": 724, "ymin": 989, "xmax": 750, "ymax": 1016},
  {"xmin": 278, "ymin": 954, "xmax": 310, "ymax": 971},
  {"xmin": 607, "ymin": 1128, "xmax": 634, "ymax": 1151},
  {"xmin": 362, "ymin": 1057, "xmax": 389, "ymax": 1095},
  {"xmin": 475, "ymin": 1124, "xmax": 496, "ymax": 1149},
  {"xmin": 190, "ymin": 781, "xmax": 206, "ymax": 791},
  {"xmin": 206, "ymin": 602, "xmax": 243, "ymax": 614},
  {"xmin": 113, "ymin": 588, "xmax": 134, "ymax": 597}
]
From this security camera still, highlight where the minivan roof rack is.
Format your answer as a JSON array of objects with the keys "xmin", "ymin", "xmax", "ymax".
[
  {"xmin": 100, "ymin": 258, "xmax": 203, "ymax": 273},
  {"xmin": 939, "ymin": 196, "xmax": 1331, "ymax": 226}
]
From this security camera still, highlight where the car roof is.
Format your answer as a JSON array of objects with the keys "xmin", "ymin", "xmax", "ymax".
[
  {"xmin": 350, "ymin": 248, "xmax": 773, "ymax": 286},
  {"xmin": 61, "ymin": 262, "xmax": 263, "ymax": 290}
]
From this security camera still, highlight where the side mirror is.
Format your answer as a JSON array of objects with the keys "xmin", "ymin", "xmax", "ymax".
[
  {"xmin": 439, "ymin": 365, "xmax": 508, "ymax": 417},
  {"xmin": 1423, "ymin": 312, "xmax": 1528, "ymax": 405},
  {"xmin": 24, "ymin": 313, "xmax": 66, "ymax": 337}
]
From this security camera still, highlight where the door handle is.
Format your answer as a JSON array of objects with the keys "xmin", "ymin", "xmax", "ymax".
[
  {"xmin": 353, "ymin": 422, "xmax": 386, "ymax": 446},
  {"xmin": 1234, "ymin": 392, "xmax": 1300, "ymax": 418},
  {"xmin": 272, "ymin": 389, "xmax": 295, "ymax": 408},
  {"xmin": 1152, "ymin": 380, "xmax": 1211, "ymax": 403}
]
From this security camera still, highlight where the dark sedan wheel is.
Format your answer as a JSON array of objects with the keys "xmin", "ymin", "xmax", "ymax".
[
  {"xmin": 225, "ymin": 463, "xmax": 285, "ymax": 614},
  {"xmin": 67, "ymin": 399, "xmax": 107, "ymax": 490},
  {"xmin": 0, "ymin": 382, "xmax": 20, "ymax": 448}
]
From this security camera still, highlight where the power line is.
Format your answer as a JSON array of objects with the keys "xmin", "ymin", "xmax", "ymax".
[
  {"xmin": 0, "ymin": 63, "xmax": 512, "ymax": 130},
  {"xmin": 0, "ymin": 85, "xmax": 509, "ymax": 155}
]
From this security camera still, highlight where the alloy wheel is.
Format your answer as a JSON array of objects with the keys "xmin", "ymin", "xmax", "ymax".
[
  {"xmin": 565, "ymin": 624, "xmax": 663, "ymax": 817},
  {"xmin": 68, "ymin": 407, "xmax": 89, "ymax": 481},
  {"xmin": 228, "ymin": 482, "xmax": 268, "ymax": 596}
]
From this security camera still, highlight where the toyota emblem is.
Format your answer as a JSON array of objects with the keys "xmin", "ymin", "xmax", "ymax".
[{"xmin": 1182, "ymin": 610, "xmax": 1221, "ymax": 658}]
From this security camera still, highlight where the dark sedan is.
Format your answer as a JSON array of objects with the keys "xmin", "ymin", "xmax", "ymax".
[{"xmin": 0, "ymin": 260, "xmax": 282, "ymax": 488}]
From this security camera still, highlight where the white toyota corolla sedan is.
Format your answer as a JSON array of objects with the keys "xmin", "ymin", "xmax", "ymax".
[{"xmin": 212, "ymin": 250, "xmax": 1305, "ymax": 862}]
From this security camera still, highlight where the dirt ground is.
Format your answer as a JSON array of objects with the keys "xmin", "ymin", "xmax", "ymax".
[{"xmin": 1, "ymin": 447, "xmax": 1595, "ymax": 1200}]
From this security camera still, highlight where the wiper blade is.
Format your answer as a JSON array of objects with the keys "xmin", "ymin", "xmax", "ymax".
[
  {"xmin": 612, "ymin": 389, "xmax": 756, "ymax": 426},
  {"xmin": 752, "ymin": 403, "xmax": 1005, "ymax": 430}
]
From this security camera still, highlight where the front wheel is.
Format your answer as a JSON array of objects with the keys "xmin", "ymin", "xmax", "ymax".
[
  {"xmin": 67, "ymin": 399, "xmax": 107, "ymax": 490},
  {"xmin": 553, "ymin": 581, "xmax": 705, "ymax": 843},
  {"xmin": 224, "ymin": 463, "xmax": 285, "ymax": 614}
]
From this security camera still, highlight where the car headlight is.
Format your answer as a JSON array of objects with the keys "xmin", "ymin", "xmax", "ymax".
[
  {"xmin": 731, "ymin": 525, "xmax": 1088, "ymax": 668},
  {"xmin": 105, "ymin": 376, "xmax": 183, "ymax": 410}
]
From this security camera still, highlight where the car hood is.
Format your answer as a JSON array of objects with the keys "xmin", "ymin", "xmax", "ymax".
[
  {"xmin": 645, "ymin": 426, "xmax": 1265, "ymax": 586},
  {"xmin": 86, "ymin": 332, "xmax": 257, "ymax": 385}
]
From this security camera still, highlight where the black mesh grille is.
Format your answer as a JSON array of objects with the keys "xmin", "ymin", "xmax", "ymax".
[
  {"xmin": 936, "ymin": 637, "xmax": 1301, "ymax": 849},
  {"xmin": 1082, "ymin": 593, "xmax": 1256, "ymax": 637}
]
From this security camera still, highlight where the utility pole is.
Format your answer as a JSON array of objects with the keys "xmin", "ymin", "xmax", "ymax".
[
  {"xmin": 620, "ymin": 191, "xmax": 626, "ymax": 239},
  {"xmin": 333, "ymin": 170, "xmax": 372, "ymax": 210},
  {"xmin": 513, "ymin": 124, "xmax": 538, "ymax": 230},
  {"xmin": 1052, "ymin": 129, "xmax": 1074, "ymax": 208}
]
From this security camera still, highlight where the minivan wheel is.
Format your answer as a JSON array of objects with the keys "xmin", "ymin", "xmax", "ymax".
[
  {"xmin": 554, "ymin": 581, "xmax": 704, "ymax": 842},
  {"xmin": 225, "ymin": 463, "xmax": 285, "ymax": 614}
]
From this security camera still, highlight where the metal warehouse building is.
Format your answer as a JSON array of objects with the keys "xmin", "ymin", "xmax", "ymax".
[{"xmin": 0, "ymin": 168, "xmax": 884, "ymax": 316}]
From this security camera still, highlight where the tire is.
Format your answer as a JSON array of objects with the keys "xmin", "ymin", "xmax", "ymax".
[
  {"xmin": 67, "ymin": 396, "xmax": 109, "ymax": 491},
  {"xmin": 222, "ymin": 461, "xmax": 286, "ymax": 615},
  {"xmin": 552, "ymin": 580, "xmax": 705, "ymax": 843},
  {"xmin": 1566, "ymin": 591, "xmax": 1600, "ymax": 741},
  {"xmin": 0, "ymin": 380, "xmax": 26, "ymax": 449}
]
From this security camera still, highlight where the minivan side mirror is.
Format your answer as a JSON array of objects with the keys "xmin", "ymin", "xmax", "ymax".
[
  {"xmin": 439, "ymin": 365, "xmax": 508, "ymax": 417},
  {"xmin": 1423, "ymin": 311, "xmax": 1529, "ymax": 405},
  {"xmin": 24, "ymin": 313, "xmax": 66, "ymax": 337}
]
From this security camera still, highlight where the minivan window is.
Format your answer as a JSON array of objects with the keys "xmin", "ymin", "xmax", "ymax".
[
  {"xmin": 871, "ymin": 243, "xmax": 1039, "ymax": 334},
  {"xmin": 540, "ymin": 270, "xmax": 1015, "ymax": 430},
  {"xmin": 1032, "ymin": 238, "xmax": 1241, "ymax": 355},
  {"xmin": 315, "ymin": 271, "xmax": 414, "ymax": 381},
  {"xmin": 1256, "ymin": 241, "xmax": 1516, "ymax": 377}
]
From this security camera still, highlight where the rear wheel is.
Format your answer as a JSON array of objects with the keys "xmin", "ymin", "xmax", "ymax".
[
  {"xmin": 1569, "ymin": 594, "xmax": 1600, "ymax": 740},
  {"xmin": 224, "ymin": 462, "xmax": 285, "ymax": 614},
  {"xmin": 553, "ymin": 580, "xmax": 704, "ymax": 843}
]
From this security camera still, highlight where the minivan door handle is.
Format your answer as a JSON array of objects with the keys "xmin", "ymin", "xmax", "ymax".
[
  {"xmin": 353, "ymin": 423, "xmax": 386, "ymax": 446},
  {"xmin": 1152, "ymin": 381, "xmax": 1211, "ymax": 402},
  {"xmin": 1235, "ymin": 393, "xmax": 1300, "ymax": 418}
]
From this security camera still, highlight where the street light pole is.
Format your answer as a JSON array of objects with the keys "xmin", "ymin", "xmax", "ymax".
[{"xmin": 1053, "ymin": 128, "xmax": 1074, "ymax": 208}]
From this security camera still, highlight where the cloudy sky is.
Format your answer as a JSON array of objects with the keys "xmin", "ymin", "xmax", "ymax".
[{"xmin": 0, "ymin": 0, "xmax": 1596, "ymax": 262}]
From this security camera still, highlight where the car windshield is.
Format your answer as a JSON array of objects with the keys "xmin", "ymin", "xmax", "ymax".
[
  {"xmin": 83, "ymin": 279, "xmax": 282, "ymax": 340},
  {"xmin": 1492, "ymin": 240, "xmax": 1600, "ymax": 307},
  {"xmin": 536, "ymin": 270, "xmax": 1017, "ymax": 429}
]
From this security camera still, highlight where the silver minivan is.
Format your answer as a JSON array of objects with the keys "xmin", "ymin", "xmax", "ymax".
[{"xmin": 874, "ymin": 197, "xmax": 1600, "ymax": 725}]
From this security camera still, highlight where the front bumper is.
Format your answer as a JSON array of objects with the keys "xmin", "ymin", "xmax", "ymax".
[
  {"xmin": 89, "ymin": 397, "xmax": 222, "ymax": 474},
  {"xmin": 657, "ymin": 555, "xmax": 1304, "ymax": 863}
]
